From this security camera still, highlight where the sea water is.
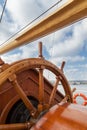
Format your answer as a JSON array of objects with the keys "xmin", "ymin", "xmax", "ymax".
[
  {"xmin": 58, "ymin": 84, "xmax": 87, "ymax": 107},
  {"xmin": 71, "ymin": 84, "xmax": 87, "ymax": 106}
]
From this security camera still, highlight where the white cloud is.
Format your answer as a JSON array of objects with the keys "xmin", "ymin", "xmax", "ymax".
[
  {"xmin": 65, "ymin": 67, "xmax": 87, "ymax": 80},
  {"xmin": 48, "ymin": 56, "xmax": 85, "ymax": 66},
  {"xmin": 19, "ymin": 42, "xmax": 38, "ymax": 58},
  {"xmin": 0, "ymin": 5, "xmax": 20, "ymax": 44},
  {"xmin": 1, "ymin": 52, "xmax": 21, "ymax": 64},
  {"xmin": 6, "ymin": 0, "xmax": 41, "ymax": 26},
  {"xmin": 6, "ymin": 0, "xmax": 65, "ymax": 26},
  {"xmin": 0, "ymin": 21, "xmax": 19, "ymax": 44},
  {"xmin": 1, "ymin": 41, "xmax": 39, "ymax": 63},
  {"xmin": 48, "ymin": 21, "xmax": 87, "ymax": 57}
]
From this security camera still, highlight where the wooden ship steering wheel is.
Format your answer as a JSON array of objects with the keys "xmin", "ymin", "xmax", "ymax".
[{"xmin": 0, "ymin": 42, "xmax": 72, "ymax": 126}]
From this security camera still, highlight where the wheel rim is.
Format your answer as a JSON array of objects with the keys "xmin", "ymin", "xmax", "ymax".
[{"xmin": 0, "ymin": 42, "xmax": 73, "ymax": 124}]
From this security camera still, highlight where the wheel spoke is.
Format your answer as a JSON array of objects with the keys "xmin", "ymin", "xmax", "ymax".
[
  {"xmin": 0, "ymin": 122, "xmax": 33, "ymax": 130},
  {"xmin": 38, "ymin": 67, "xmax": 44, "ymax": 104},
  {"xmin": 61, "ymin": 95, "xmax": 69, "ymax": 103},
  {"xmin": 9, "ymin": 74, "xmax": 36, "ymax": 116},
  {"xmin": 49, "ymin": 76, "xmax": 60, "ymax": 106},
  {"xmin": 60, "ymin": 88, "xmax": 76, "ymax": 103}
]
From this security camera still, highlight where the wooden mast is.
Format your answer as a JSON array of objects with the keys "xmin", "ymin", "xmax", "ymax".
[{"xmin": 0, "ymin": 0, "xmax": 87, "ymax": 54}]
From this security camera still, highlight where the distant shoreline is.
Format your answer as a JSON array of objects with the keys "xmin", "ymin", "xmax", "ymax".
[
  {"xmin": 51, "ymin": 80, "xmax": 87, "ymax": 85},
  {"xmin": 69, "ymin": 81, "xmax": 87, "ymax": 85}
]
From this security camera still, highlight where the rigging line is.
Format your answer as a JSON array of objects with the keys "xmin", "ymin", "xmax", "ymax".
[
  {"xmin": 51, "ymin": 1, "xmax": 59, "ymax": 59},
  {"xmin": 0, "ymin": 0, "xmax": 62, "ymax": 47},
  {"xmin": 0, "ymin": 0, "xmax": 7, "ymax": 23}
]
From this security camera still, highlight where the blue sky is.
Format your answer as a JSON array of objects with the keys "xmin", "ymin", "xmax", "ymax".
[{"xmin": 0, "ymin": 0, "xmax": 87, "ymax": 80}]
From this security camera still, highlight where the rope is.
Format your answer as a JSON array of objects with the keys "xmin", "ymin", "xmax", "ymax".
[
  {"xmin": 0, "ymin": 0, "xmax": 62, "ymax": 47},
  {"xmin": 0, "ymin": 0, "xmax": 7, "ymax": 23}
]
